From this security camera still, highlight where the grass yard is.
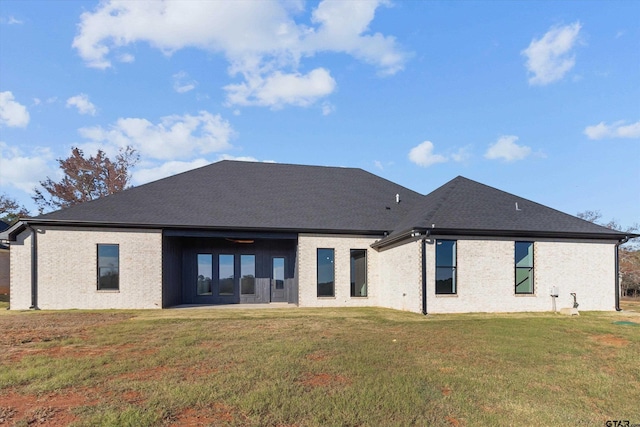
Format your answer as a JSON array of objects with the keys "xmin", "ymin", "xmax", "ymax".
[{"xmin": 0, "ymin": 300, "xmax": 639, "ymax": 426}]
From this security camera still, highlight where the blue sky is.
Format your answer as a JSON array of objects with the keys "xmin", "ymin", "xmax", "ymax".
[{"xmin": 0, "ymin": 0, "xmax": 638, "ymax": 226}]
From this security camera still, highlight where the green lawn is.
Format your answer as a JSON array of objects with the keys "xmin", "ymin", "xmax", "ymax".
[{"xmin": 1, "ymin": 301, "xmax": 639, "ymax": 426}]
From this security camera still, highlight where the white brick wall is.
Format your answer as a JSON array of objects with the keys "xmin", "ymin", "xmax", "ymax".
[
  {"xmin": 535, "ymin": 240, "xmax": 615, "ymax": 311},
  {"xmin": 425, "ymin": 237, "xmax": 616, "ymax": 313},
  {"xmin": 297, "ymin": 234, "xmax": 380, "ymax": 308},
  {"xmin": 378, "ymin": 240, "xmax": 422, "ymax": 313},
  {"xmin": 10, "ymin": 227, "xmax": 162, "ymax": 310},
  {"xmin": 10, "ymin": 230, "xmax": 32, "ymax": 309}
]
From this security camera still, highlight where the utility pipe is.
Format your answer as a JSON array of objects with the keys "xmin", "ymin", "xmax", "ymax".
[
  {"xmin": 421, "ymin": 230, "xmax": 431, "ymax": 315},
  {"xmin": 615, "ymin": 236, "xmax": 630, "ymax": 312},
  {"xmin": 26, "ymin": 223, "xmax": 39, "ymax": 310}
]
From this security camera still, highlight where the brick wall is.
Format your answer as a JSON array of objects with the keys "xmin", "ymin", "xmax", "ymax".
[
  {"xmin": 378, "ymin": 240, "xmax": 422, "ymax": 313},
  {"xmin": 425, "ymin": 237, "xmax": 616, "ymax": 313},
  {"xmin": 9, "ymin": 226, "xmax": 617, "ymax": 313},
  {"xmin": 10, "ymin": 227, "xmax": 162, "ymax": 310},
  {"xmin": 10, "ymin": 230, "xmax": 32, "ymax": 309},
  {"xmin": 297, "ymin": 234, "xmax": 380, "ymax": 308}
]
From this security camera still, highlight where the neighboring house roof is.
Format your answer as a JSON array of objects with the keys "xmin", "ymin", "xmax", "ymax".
[
  {"xmin": 26, "ymin": 161, "xmax": 424, "ymax": 234},
  {"xmin": 1, "ymin": 161, "xmax": 631, "ymax": 244}
]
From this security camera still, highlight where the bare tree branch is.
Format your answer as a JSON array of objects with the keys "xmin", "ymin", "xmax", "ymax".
[
  {"xmin": 0, "ymin": 194, "xmax": 30, "ymax": 225},
  {"xmin": 33, "ymin": 146, "xmax": 139, "ymax": 214}
]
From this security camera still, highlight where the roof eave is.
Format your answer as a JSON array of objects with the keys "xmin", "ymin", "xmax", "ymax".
[
  {"xmin": 9, "ymin": 218, "xmax": 388, "ymax": 237},
  {"xmin": 371, "ymin": 227, "xmax": 634, "ymax": 250}
]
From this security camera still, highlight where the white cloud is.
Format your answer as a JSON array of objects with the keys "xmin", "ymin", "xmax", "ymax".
[
  {"xmin": 408, "ymin": 141, "xmax": 447, "ymax": 167},
  {"xmin": 522, "ymin": 22, "xmax": 581, "ymax": 86},
  {"xmin": 0, "ymin": 91, "xmax": 30, "ymax": 128},
  {"xmin": 78, "ymin": 110, "xmax": 235, "ymax": 160},
  {"xmin": 72, "ymin": 0, "xmax": 406, "ymax": 108},
  {"xmin": 66, "ymin": 93, "xmax": 97, "ymax": 116},
  {"xmin": 584, "ymin": 120, "xmax": 640, "ymax": 140},
  {"xmin": 321, "ymin": 101, "xmax": 335, "ymax": 116},
  {"xmin": 118, "ymin": 53, "xmax": 135, "ymax": 63},
  {"xmin": 133, "ymin": 158, "xmax": 210, "ymax": 185},
  {"xmin": 173, "ymin": 71, "xmax": 197, "ymax": 94},
  {"xmin": 224, "ymin": 68, "xmax": 336, "ymax": 109},
  {"xmin": 134, "ymin": 155, "xmax": 275, "ymax": 185},
  {"xmin": 451, "ymin": 146, "xmax": 472, "ymax": 163},
  {"xmin": 484, "ymin": 135, "xmax": 531, "ymax": 162},
  {"xmin": 0, "ymin": 16, "xmax": 24, "ymax": 25},
  {"xmin": 0, "ymin": 142, "xmax": 55, "ymax": 193}
]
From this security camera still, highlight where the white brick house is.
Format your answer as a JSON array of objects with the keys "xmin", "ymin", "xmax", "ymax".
[{"xmin": 1, "ymin": 161, "xmax": 633, "ymax": 313}]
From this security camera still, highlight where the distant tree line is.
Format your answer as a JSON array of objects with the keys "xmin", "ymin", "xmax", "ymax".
[{"xmin": 578, "ymin": 210, "xmax": 640, "ymax": 297}]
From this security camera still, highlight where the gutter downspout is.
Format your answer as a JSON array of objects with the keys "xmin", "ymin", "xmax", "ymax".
[
  {"xmin": 615, "ymin": 236, "xmax": 630, "ymax": 312},
  {"xmin": 421, "ymin": 230, "xmax": 431, "ymax": 315},
  {"xmin": 26, "ymin": 224, "xmax": 39, "ymax": 310}
]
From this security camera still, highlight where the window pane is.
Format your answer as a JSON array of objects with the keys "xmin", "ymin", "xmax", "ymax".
[
  {"xmin": 241, "ymin": 255, "xmax": 256, "ymax": 295},
  {"xmin": 219, "ymin": 254, "xmax": 235, "ymax": 295},
  {"xmin": 273, "ymin": 257, "xmax": 285, "ymax": 290},
  {"xmin": 515, "ymin": 242, "xmax": 533, "ymax": 268},
  {"xmin": 436, "ymin": 267, "xmax": 456, "ymax": 294},
  {"xmin": 98, "ymin": 267, "xmax": 119, "ymax": 290},
  {"xmin": 515, "ymin": 242, "xmax": 534, "ymax": 294},
  {"xmin": 516, "ymin": 268, "xmax": 533, "ymax": 293},
  {"xmin": 197, "ymin": 254, "xmax": 212, "ymax": 295},
  {"xmin": 436, "ymin": 240, "xmax": 456, "ymax": 266},
  {"xmin": 350, "ymin": 249, "xmax": 367, "ymax": 297},
  {"xmin": 317, "ymin": 248, "xmax": 334, "ymax": 297},
  {"xmin": 98, "ymin": 244, "xmax": 119, "ymax": 267},
  {"xmin": 97, "ymin": 244, "xmax": 119, "ymax": 290},
  {"xmin": 436, "ymin": 240, "xmax": 456, "ymax": 294}
]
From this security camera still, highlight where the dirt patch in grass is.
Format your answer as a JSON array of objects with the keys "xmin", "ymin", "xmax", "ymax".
[
  {"xmin": 589, "ymin": 334, "xmax": 629, "ymax": 347},
  {"xmin": 0, "ymin": 388, "xmax": 92, "ymax": 426},
  {"xmin": 445, "ymin": 415, "xmax": 464, "ymax": 426},
  {"xmin": 0, "ymin": 312, "xmax": 133, "ymax": 363},
  {"xmin": 0, "ymin": 312, "xmax": 132, "ymax": 346},
  {"xmin": 168, "ymin": 403, "xmax": 245, "ymax": 426}
]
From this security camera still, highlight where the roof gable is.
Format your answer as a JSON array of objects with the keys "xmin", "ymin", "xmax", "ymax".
[{"xmin": 390, "ymin": 176, "xmax": 625, "ymax": 238}]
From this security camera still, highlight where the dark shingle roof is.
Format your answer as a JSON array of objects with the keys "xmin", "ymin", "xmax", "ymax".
[
  {"xmin": 389, "ymin": 176, "xmax": 625, "ymax": 238},
  {"xmin": 26, "ymin": 162, "xmax": 628, "ymax": 241},
  {"xmin": 34, "ymin": 161, "xmax": 423, "ymax": 233}
]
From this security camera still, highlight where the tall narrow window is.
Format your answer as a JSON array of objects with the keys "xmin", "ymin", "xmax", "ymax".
[
  {"xmin": 241, "ymin": 255, "xmax": 256, "ymax": 295},
  {"xmin": 436, "ymin": 240, "xmax": 456, "ymax": 294},
  {"xmin": 97, "ymin": 244, "xmax": 119, "ymax": 290},
  {"xmin": 317, "ymin": 248, "xmax": 335, "ymax": 297},
  {"xmin": 515, "ymin": 242, "xmax": 534, "ymax": 294},
  {"xmin": 273, "ymin": 257, "xmax": 285, "ymax": 290},
  {"xmin": 196, "ymin": 254, "xmax": 213, "ymax": 295},
  {"xmin": 219, "ymin": 254, "xmax": 235, "ymax": 296},
  {"xmin": 350, "ymin": 249, "xmax": 367, "ymax": 297}
]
